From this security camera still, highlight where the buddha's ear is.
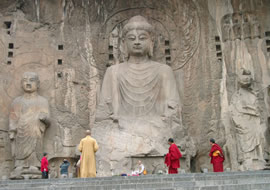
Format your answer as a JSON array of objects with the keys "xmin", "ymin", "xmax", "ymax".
[
  {"xmin": 148, "ymin": 38, "xmax": 154, "ymax": 58},
  {"xmin": 120, "ymin": 38, "xmax": 129, "ymax": 61},
  {"xmin": 33, "ymin": 73, "xmax": 40, "ymax": 89},
  {"xmin": 37, "ymin": 79, "xmax": 40, "ymax": 89}
]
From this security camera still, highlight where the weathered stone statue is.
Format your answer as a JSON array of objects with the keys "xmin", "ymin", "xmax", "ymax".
[
  {"xmin": 230, "ymin": 69, "xmax": 265, "ymax": 171},
  {"xmin": 9, "ymin": 72, "xmax": 50, "ymax": 179},
  {"xmin": 96, "ymin": 16, "xmax": 179, "ymax": 121},
  {"xmin": 93, "ymin": 15, "xmax": 190, "ymax": 176}
]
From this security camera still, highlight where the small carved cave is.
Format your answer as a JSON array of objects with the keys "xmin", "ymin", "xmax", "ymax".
[
  {"xmin": 58, "ymin": 45, "xmax": 63, "ymax": 50},
  {"xmin": 8, "ymin": 43, "xmax": 13, "ymax": 49},
  {"xmin": 8, "ymin": 52, "xmax": 13, "ymax": 57},
  {"xmin": 58, "ymin": 59, "xmax": 62, "ymax": 65}
]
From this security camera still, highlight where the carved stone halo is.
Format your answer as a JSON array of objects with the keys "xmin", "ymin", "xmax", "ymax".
[
  {"xmin": 96, "ymin": 2, "xmax": 200, "ymax": 72},
  {"xmin": 4, "ymin": 62, "xmax": 53, "ymax": 99}
]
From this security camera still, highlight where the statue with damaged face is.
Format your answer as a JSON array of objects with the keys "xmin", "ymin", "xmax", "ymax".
[{"xmin": 9, "ymin": 72, "xmax": 50, "ymax": 179}]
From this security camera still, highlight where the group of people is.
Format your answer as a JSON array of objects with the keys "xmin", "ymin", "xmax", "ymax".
[
  {"xmin": 40, "ymin": 130, "xmax": 224, "ymax": 179},
  {"xmin": 40, "ymin": 130, "xmax": 98, "ymax": 179},
  {"xmin": 165, "ymin": 138, "xmax": 225, "ymax": 174},
  {"xmin": 40, "ymin": 153, "xmax": 71, "ymax": 179}
]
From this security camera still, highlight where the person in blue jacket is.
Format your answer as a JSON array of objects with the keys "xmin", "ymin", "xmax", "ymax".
[{"xmin": 60, "ymin": 159, "xmax": 70, "ymax": 178}]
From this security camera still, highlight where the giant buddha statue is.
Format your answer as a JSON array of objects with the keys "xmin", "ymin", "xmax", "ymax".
[
  {"xmin": 93, "ymin": 15, "xmax": 186, "ymax": 176},
  {"xmin": 96, "ymin": 15, "xmax": 179, "ymax": 121}
]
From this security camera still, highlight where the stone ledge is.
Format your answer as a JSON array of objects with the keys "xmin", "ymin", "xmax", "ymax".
[
  {"xmin": 0, "ymin": 171, "xmax": 270, "ymax": 190},
  {"xmin": 1, "ymin": 170, "xmax": 270, "ymax": 184}
]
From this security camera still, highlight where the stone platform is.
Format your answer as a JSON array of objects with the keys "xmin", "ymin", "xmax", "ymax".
[{"xmin": 0, "ymin": 171, "xmax": 270, "ymax": 190}]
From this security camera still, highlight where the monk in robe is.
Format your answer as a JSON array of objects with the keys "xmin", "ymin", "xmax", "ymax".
[
  {"xmin": 78, "ymin": 130, "xmax": 99, "ymax": 178},
  {"xmin": 209, "ymin": 138, "xmax": 224, "ymax": 172},
  {"xmin": 165, "ymin": 138, "xmax": 182, "ymax": 174}
]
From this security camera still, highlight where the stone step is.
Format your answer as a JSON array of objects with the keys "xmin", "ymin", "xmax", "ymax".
[
  {"xmin": 2, "ymin": 174, "xmax": 270, "ymax": 187},
  {"xmin": 1, "ymin": 182, "xmax": 270, "ymax": 190},
  {"xmin": 199, "ymin": 183, "xmax": 270, "ymax": 190},
  {"xmin": 2, "ymin": 171, "xmax": 270, "ymax": 185},
  {"xmin": 0, "ymin": 171, "xmax": 270, "ymax": 190}
]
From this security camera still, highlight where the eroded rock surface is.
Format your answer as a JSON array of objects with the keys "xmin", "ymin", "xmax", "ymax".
[{"xmin": 0, "ymin": 0, "xmax": 269, "ymax": 178}]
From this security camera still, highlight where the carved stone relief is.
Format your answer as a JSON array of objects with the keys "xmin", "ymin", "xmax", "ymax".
[
  {"xmin": 221, "ymin": 12, "xmax": 261, "ymax": 42},
  {"xmin": 9, "ymin": 72, "xmax": 50, "ymax": 179},
  {"xmin": 229, "ymin": 70, "xmax": 266, "ymax": 170},
  {"xmin": 95, "ymin": 0, "xmax": 200, "ymax": 71},
  {"xmin": 0, "ymin": 0, "xmax": 269, "ymax": 178},
  {"xmin": 93, "ymin": 14, "xmax": 196, "ymax": 176},
  {"xmin": 220, "ymin": 2, "xmax": 270, "ymax": 171}
]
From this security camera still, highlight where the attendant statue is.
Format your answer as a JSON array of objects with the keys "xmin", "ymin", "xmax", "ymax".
[
  {"xmin": 230, "ymin": 69, "xmax": 265, "ymax": 171},
  {"xmin": 94, "ymin": 15, "xmax": 188, "ymax": 176},
  {"xmin": 9, "ymin": 72, "xmax": 50, "ymax": 179}
]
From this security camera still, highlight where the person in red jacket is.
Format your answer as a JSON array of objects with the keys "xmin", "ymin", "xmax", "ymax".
[
  {"xmin": 41, "ymin": 152, "xmax": 49, "ymax": 179},
  {"xmin": 209, "ymin": 138, "xmax": 225, "ymax": 172},
  {"xmin": 164, "ymin": 138, "xmax": 182, "ymax": 174}
]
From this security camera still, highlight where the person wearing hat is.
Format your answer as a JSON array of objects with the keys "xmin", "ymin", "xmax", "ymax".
[{"xmin": 60, "ymin": 159, "xmax": 70, "ymax": 178}]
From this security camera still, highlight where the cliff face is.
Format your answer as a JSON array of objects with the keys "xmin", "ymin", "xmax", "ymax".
[{"xmin": 0, "ymin": 0, "xmax": 269, "ymax": 178}]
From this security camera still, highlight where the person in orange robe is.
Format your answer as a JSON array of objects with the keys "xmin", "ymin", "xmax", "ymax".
[
  {"xmin": 164, "ymin": 138, "xmax": 182, "ymax": 174},
  {"xmin": 78, "ymin": 130, "xmax": 99, "ymax": 178},
  {"xmin": 209, "ymin": 138, "xmax": 224, "ymax": 172}
]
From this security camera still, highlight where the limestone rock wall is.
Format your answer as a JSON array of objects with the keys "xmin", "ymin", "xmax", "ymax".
[
  {"xmin": 0, "ymin": 0, "xmax": 269, "ymax": 177},
  {"xmin": 207, "ymin": 0, "xmax": 270, "ymax": 171}
]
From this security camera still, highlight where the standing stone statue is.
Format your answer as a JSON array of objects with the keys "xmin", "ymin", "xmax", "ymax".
[
  {"xmin": 230, "ymin": 69, "xmax": 265, "ymax": 171},
  {"xmin": 9, "ymin": 72, "xmax": 50, "ymax": 179},
  {"xmin": 93, "ymin": 15, "xmax": 191, "ymax": 176}
]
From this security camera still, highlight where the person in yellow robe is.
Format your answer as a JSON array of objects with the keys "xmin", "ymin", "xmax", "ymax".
[{"xmin": 78, "ymin": 130, "xmax": 99, "ymax": 177}]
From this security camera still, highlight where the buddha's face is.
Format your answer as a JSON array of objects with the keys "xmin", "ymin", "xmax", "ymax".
[
  {"xmin": 125, "ymin": 29, "xmax": 151, "ymax": 57},
  {"xmin": 21, "ymin": 73, "xmax": 39, "ymax": 93}
]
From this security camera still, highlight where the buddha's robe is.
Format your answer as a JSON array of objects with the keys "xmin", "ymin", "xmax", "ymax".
[
  {"xmin": 9, "ymin": 95, "xmax": 50, "ymax": 168},
  {"xmin": 96, "ymin": 61, "xmax": 180, "ymax": 120},
  {"xmin": 230, "ymin": 88, "xmax": 264, "ymax": 165}
]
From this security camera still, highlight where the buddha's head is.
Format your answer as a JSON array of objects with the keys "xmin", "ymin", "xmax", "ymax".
[
  {"xmin": 122, "ymin": 15, "xmax": 154, "ymax": 59},
  {"xmin": 21, "ymin": 72, "xmax": 40, "ymax": 93}
]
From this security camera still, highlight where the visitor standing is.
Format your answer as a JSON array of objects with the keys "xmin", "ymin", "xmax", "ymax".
[
  {"xmin": 60, "ymin": 159, "xmax": 70, "ymax": 178},
  {"xmin": 78, "ymin": 130, "xmax": 99, "ymax": 178},
  {"xmin": 209, "ymin": 138, "xmax": 224, "ymax": 172},
  {"xmin": 164, "ymin": 138, "xmax": 182, "ymax": 174},
  {"xmin": 41, "ymin": 152, "xmax": 49, "ymax": 179}
]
